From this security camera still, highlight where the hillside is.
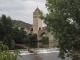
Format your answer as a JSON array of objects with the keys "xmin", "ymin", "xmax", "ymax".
[{"xmin": 11, "ymin": 20, "xmax": 32, "ymax": 28}]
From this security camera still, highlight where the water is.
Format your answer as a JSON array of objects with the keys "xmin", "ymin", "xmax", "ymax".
[{"xmin": 17, "ymin": 48, "xmax": 71, "ymax": 60}]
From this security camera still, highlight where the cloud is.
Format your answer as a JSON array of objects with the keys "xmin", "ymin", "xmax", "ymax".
[{"xmin": 0, "ymin": 0, "xmax": 47, "ymax": 25}]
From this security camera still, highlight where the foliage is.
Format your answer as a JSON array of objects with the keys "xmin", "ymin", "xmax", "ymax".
[
  {"xmin": 41, "ymin": 0, "xmax": 80, "ymax": 60},
  {"xmin": 3, "ymin": 37, "xmax": 8, "ymax": 45},
  {"xmin": 10, "ymin": 40, "xmax": 15, "ymax": 49},
  {"xmin": 42, "ymin": 36, "xmax": 49, "ymax": 45},
  {"xmin": 12, "ymin": 27, "xmax": 38, "ymax": 48},
  {"xmin": 0, "ymin": 42, "xmax": 21, "ymax": 60},
  {"xmin": 12, "ymin": 27, "xmax": 27, "ymax": 44},
  {"xmin": 11, "ymin": 20, "xmax": 32, "ymax": 28},
  {"xmin": 27, "ymin": 34, "xmax": 38, "ymax": 48},
  {"xmin": 0, "ymin": 15, "xmax": 12, "ymax": 40},
  {"xmin": 0, "ymin": 14, "xmax": 15, "ymax": 49},
  {"xmin": 0, "ymin": 14, "xmax": 22, "ymax": 59},
  {"xmin": 0, "ymin": 14, "xmax": 38, "ymax": 49}
]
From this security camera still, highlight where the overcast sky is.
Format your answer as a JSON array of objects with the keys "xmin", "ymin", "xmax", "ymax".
[{"xmin": 0, "ymin": 0, "xmax": 47, "ymax": 26}]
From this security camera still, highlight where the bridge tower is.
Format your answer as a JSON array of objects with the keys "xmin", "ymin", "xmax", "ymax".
[
  {"xmin": 33, "ymin": 7, "xmax": 42, "ymax": 35},
  {"xmin": 33, "ymin": 8, "xmax": 58, "ymax": 48}
]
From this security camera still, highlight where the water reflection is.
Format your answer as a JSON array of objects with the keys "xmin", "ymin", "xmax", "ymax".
[
  {"xmin": 17, "ymin": 53, "xmax": 71, "ymax": 60},
  {"xmin": 37, "ymin": 42, "xmax": 43, "ymax": 48},
  {"xmin": 33, "ymin": 54, "xmax": 42, "ymax": 60}
]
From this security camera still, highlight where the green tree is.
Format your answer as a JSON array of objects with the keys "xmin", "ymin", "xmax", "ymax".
[
  {"xmin": 0, "ymin": 20, "xmax": 4, "ymax": 40},
  {"xmin": 42, "ymin": 36, "xmax": 49, "ymax": 45},
  {"xmin": 0, "ymin": 14, "xmax": 15, "ymax": 49},
  {"xmin": 1, "ymin": 14, "xmax": 12, "ymax": 35},
  {"xmin": 0, "ymin": 42, "xmax": 21, "ymax": 60},
  {"xmin": 41, "ymin": 0, "xmax": 80, "ymax": 60},
  {"xmin": 3, "ymin": 37, "xmax": 8, "ymax": 45},
  {"xmin": 28, "ymin": 34, "xmax": 38, "ymax": 48},
  {"xmin": 12, "ymin": 27, "xmax": 27, "ymax": 44}
]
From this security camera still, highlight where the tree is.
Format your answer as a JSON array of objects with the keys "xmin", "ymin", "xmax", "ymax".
[
  {"xmin": 42, "ymin": 36, "xmax": 49, "ymax": 45},
  {"xmin": 41, "ymin": 0, "xmax": 80, "ymax": 60},
  {"xmin": 12, "ymin": 27, "xmax": 27, "ymax": 44},
  {"xmin": 1, "ymin": 14, "xmax": 12, "ymax": 35},
  {"xmin": 0, "ymin": 14, "xmax": 16, "ymax": 49},
  {"xmin": 0, "ymin": 42, "xmax": 21, "ymax": 60},
  {"xmin": 0, "ymin": 14, "xmax": 21, "ymax": 60},
  {"xmin": 0, "ymin": 21, "xmax": 4, "ymax": 40},
  {"xmin": 27, "ymin": 34, "xmax": 38, "ymax": 48},
  {"xmin": 3, "ymin": 37, "xmax": 8, "ymax": 45}
]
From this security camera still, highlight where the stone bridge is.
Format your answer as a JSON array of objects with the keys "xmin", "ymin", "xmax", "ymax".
[
  {"xmin": 37, "ymin": 28, "xmax": 58, "ymax": 48},
  {"xmin": 32, "ymin": 7, "xmax": 58, "ymax": 48},
  {"xmin": 38, "ymin": 29, "xmax": 48, "ymax": 40}
]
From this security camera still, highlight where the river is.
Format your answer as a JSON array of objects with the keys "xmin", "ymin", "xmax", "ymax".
[{"xmin": 17, "ymin": 48, "xmax": 71, "ymax": 60}]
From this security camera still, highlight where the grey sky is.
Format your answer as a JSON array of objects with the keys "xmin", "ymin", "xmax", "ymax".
[{"xmin": 0, "ymin": 0, "xmax": 47, "ymax": 25}]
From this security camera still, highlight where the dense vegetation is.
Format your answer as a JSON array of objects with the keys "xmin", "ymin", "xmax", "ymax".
[
  {"xmin": 41, "ymin": 0, "xmax": 80, "ymax": 60},
  {"xmin": 0, "ymin": 14, "xmax": 48, "ymax": 60},
  {"xmin": 39, "ymin": 35, "xmax": 49, "ymax": 47},
  {"xmin": 0, "ymin": 14, "xmax": 22, "ymax": 60},
  {"xmin": 0, "ymin": 14, "xmax": 37, "ymax": 49},
  {"xmin": 11, "ymin": 20, "xmax": 32, "ymax": 28},
  {"xmin": 0, "ymin": 42, "xmax": 20, "ymax": 60},
  {"xmin": 42, "ymin": 36, "xmax": 49, "ymax": 45}
]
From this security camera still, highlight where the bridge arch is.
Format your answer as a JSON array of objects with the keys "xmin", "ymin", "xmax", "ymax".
[
  {"xmin": 37, "ymin": 29, "xmax": 58, "ymax": 48},
  {"xmin": 33, "ymin": 8, "xmax": 58, "ymax": 48}
]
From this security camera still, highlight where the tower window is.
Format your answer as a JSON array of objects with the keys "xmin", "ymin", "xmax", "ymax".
[{"xmin": 39, "ymin": 27, "xmax": 41, "ymax": 30}]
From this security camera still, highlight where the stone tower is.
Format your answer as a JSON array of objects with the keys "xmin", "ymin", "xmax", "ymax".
[{"xmin": 33, "ymin": 7, "xmax": 42, "ymax": 35}]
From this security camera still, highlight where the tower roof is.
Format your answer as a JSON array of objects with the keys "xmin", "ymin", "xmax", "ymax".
[
  {"xmin": 33, "ymin": 7, "xmax": 41, "ymax": 15},
  {"xmin": 35, "ymin": 7, "xmax": 40, "ymax": 12},
  {"xmin": 34, "ymin": 7, "xmax": 41, "ymax": 13}
]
